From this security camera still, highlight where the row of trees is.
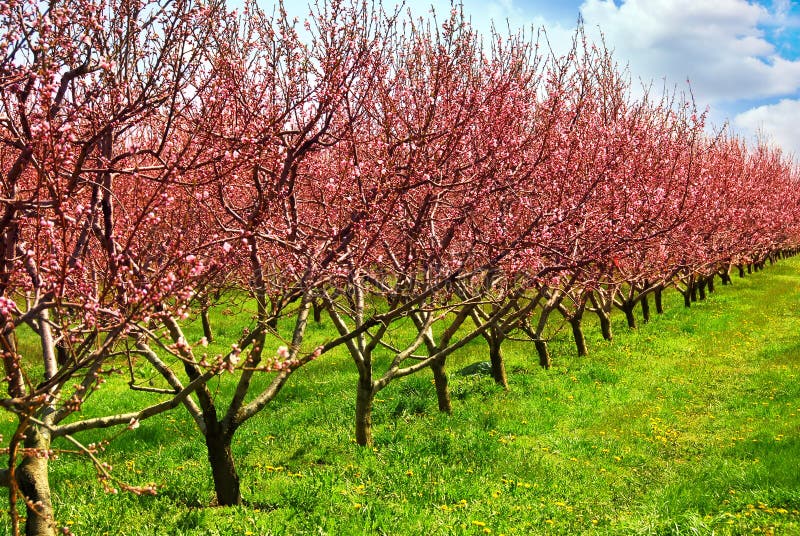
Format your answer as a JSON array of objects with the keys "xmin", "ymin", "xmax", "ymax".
[{"xmin": 2, "ymin": 0, "xmax": 799, "ymax": 533}]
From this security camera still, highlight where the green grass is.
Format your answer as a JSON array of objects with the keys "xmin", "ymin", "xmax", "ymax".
[{"xmin": 4, "ymin": 260, "xmax": 800, "ymax": 535}]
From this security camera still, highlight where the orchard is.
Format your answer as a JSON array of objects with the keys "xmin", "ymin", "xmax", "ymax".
[{"xmin": 1, "ymin": 0, "xmax": 799, "ymax": 534}]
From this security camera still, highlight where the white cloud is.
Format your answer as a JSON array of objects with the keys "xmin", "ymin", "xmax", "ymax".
[
  {"xmin": 772, "ymin": 0, "xmax": 791, "ymax": 21},
  {"xmin": 578, "ymin": 0, "xmax": 800, "ymax": 104},
  {"xmin": 734, "ymin": 98, "xmax": 800, "ymax": 157}
]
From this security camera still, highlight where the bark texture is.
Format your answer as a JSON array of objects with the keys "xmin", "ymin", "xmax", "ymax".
[
  {"xmin": 355, "ymin": 379, "xmax": 375, "ymax": 446},
  {"xmin": 487, "ymin": 329, "xmax": 508, "ymax": 388},
  {"xmin": 599, "ymin": 314, "xmax": 613, "ymax": 341},
  {"xmin": 654, "ymin": 286, "xmax": 664, "ymax": 314},
  {"xmin": 535, "ymin": 340, "xmax": 551, "ymax": 369},
  {"xmin": 570, "ymin": 317, "xmax": 588, "ymax": 357},
  {"xmin": 206, "ymin": 429, "xmax": 241, "ymax": 506},
  {"xmin": 17, "ymin": 427, "xmax": 55, "ymax": 536},
  {"xmin": 431, "ymin": 359, "xmax": 452, "ymax": 413}
]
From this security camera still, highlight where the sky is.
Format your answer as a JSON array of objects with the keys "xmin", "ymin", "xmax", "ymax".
[{"xmin": 271, "ymin": 0, "xmax": 800, "ymax": 157}]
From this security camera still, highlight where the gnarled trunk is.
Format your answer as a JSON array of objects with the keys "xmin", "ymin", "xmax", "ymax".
[
  {"xmin": 569, "ymin": 317, "xmax": 588, "ymax": 357},
  {"xmin": 200, "ymin": 307, "xmax": 213, "ymax": 343},
  {"xmin": 206, "ymin": 428, "xmax": 241, "ymax": 506},
  {"xmin": 622, "ymin": 303, "xmax": 636, "ymax": 329},
  {"xmin": 355, "ymin": 378, "xmax": 375, "ymax": 447},
  {"xmin": 55, "ymin": 340, "xmax": 69, "ymax": 367},
  {"xmin": 599, "ymin": 314, "xmax": 613, "ymax": 341},
  {"xmin": 534, "ymin": 339, "xmax": 551, "ymax": 369},
  {"xmin": 654, "ymin": 285, "xmax": 664, "ymax": 314},
  {"xmin": 487, "ymin": 328, "xmax": 507, "ymax": 389},
  {"xmin": 17, "ymin": 426, "xmax": 55, "ymax": 536},
  {"xmin": 431, "ymin": 358, "xmax": 452, "ymax": 413},
  {"xmin": 697, "ymin": 279, "xmax": 707, "ymax": 300}
]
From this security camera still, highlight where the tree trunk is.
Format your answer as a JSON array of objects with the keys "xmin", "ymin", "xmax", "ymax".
[
  {"xmin": 488, "ymin": 333, "xmax": 508, "ymax": 389},
  {"xmin": 640, "ymin": 294, "xmax": 650, "ymax": 323},
  {"xmin": 312, "ymin": 301, "xmax": 323, "ymax": 323},
  {"xmin": 707, "ymin": 275, "xmax": 715, "ymax": 293},
  {"xmin": 654, "ymin": 286, "xmax": 664, "ymax": 314},
  {"xmin": 738, "ymin": 264, "xmax": 745, "ymax": 278},
  {"xmin": 534, "ymin": 340, "xmax": 551, "ymax": 370},
  {"xmin": 206, "ymin": 428, "xmax": 241, "ymax": 506},
  {"xmin": 683, "ymin": 290, "xmax": 691, "ymax": 308},
  {"xmin": 747, "ymin": 263, "xmax": 752, "ymax": 274},
  {"xmin": 17, "ymin": 426, "xmax": 55, "ymax": 536},
  {"xmin": 719, "ymin": 268, "xmax": 731, "ymax": 285},
  {"xmin": 698, "ymin": 279, "xmax": 707, "ymax": 301},
  {"xmin": 623, "ymin": 303, "xmax": 636, "ymax": 329},
  {"xmin": 355, "ymin": 378, "xmax": 375, "ymax": 447},
  {"xmin": 201, "ymin": 307, "xmax": 213, "ymax": 343},
  {"xmin": 569, "ymin": 317, "xmax": 588, "ymax": 357},
  {"xmin": 55, "ymin": 341, "xmax": 68, "ymax": 367},
  {"xmin": 599, "ymin": 314, "xmax": 613, "ymax": 341},
  {"xmin": 430, "ymin": 358, "xmax": 452, "ymax": 413},
  {"xmin": 690, "ymin": 284, "xmax": 698, "ymax": 302}
]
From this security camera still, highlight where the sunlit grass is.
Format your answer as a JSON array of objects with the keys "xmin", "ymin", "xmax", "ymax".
[{"xmin": 3, "ymin": 260, "xmax": 800, "ymax": 534}]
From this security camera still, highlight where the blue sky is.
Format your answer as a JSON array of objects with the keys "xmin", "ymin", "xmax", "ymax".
[{"xmin": 273, "ymin": 0, "xmax": 800, "ymax": 156}]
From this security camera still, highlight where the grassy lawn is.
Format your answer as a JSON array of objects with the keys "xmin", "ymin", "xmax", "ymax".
[{"xmin": 3, "ymin": 260, "xmax": 800, "ymax": 535}]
